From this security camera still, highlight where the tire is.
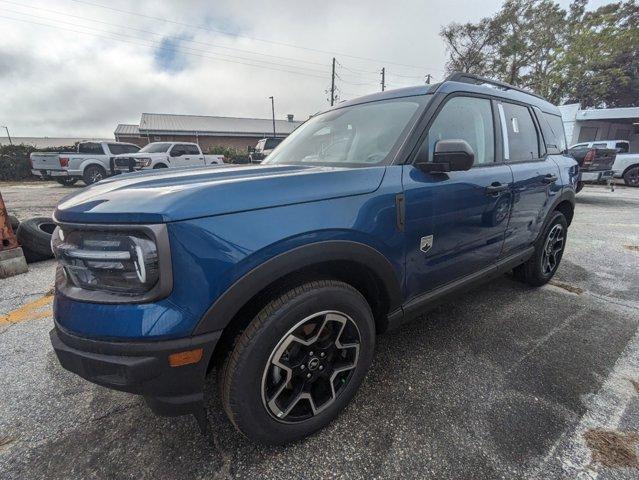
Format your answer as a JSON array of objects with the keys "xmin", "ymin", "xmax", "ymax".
[
  {"xmin": 56, "ymin": 177, "xmax": 78, "ymax": 186},
  {"xmin": 513, "ymin": 211, "xmax": 568, "ymax": 286},
  {"xmin": 83, "ymin": 165, "xmax": 106, "ymax": 185},
  {"xmin": 153, "ymin": 163, "xmax": 168, "ymax": 169},
  {"xmin": 16, "ymin": 217, "xmax": 56, "ymax": 263},
  {"xmin": 8, "ymin": 214, "xmax": 19, "ymax": 233},
  {"xmin": 219, "ymin": 279, "xmax": 375, "ymax": 444},
  {"xmin": 623, "ymin": 166, "xmax": 639, "ymax": 187}
]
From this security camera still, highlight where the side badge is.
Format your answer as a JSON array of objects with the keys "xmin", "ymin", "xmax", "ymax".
[{"xmin": 420, "ymin": 235, "xmax": 433, "ymax": 253}]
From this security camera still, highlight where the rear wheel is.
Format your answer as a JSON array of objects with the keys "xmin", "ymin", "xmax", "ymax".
[
  {"xmin": 83, "ymin": 165, "xmax": 106, "ymax": 185},
  {"xmin": 623, "ymin": 166, "xmax": 639, "ymax": 187},
  {"xmin": 56, "ymin": 177, "xmax": 78, "ymax": 186},
  {"xmin": 514, "ymin": 211, "xmax": 567, "ymax": 286},
  {"xmin": 153, "ymin": 163, "xmax": 168, "ymax": 169},
  {"xmin": 219, "ymin": 280, "xmax": 375, "ymax": 444}
]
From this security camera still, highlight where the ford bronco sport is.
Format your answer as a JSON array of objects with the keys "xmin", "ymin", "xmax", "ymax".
[{"xmin": 50, "ymin": 73, "xmax": 578, "ymax": 444}]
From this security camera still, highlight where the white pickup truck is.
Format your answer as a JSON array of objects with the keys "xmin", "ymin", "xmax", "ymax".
[
  {"xmin": 570, "ymin": 140, "xmax": 639, "ymax": 187},
  {"xmin": 30, "ymin": 141, "xmax": 140, "ymax": 185},
  {"xmin": 111, "ymin": 142, "xmax": 225, "ymax": 173}
]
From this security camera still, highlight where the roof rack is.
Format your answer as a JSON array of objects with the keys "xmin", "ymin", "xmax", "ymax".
[{"xmin": 444, "ymin": 72, "xmax": 545, "ymax": 100}]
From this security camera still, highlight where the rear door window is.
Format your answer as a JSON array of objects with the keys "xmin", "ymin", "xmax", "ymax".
[
  {"xmin": 499, "ymin": 103, "xmax": 539, "ymax": 162},
  {"xmin": 78, "ymin": 142, "xmax": 105, "ymax": 155},
  {"xmin": 184, "ymin": 144, "xmax": 200, "ymax": 155}
]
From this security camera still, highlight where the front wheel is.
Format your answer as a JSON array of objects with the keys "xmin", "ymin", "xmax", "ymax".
[
  {"xmin": 623, "ymin": 166, "xmax": 639, "ymax": 187},
  {"xmin": 219, "ymin": 280, "xmax": 375, "ymax": 444},
  {"xmin": 514, "ymin": 211, "xmax": 568, "ymax": 286}
]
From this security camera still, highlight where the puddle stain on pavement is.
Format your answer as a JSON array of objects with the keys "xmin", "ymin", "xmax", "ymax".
[
  {"xmin": 548, "ymin": 280, "xmax": 584, "ymax": 295},
  {"xmin": 584, "ymin": 429, "xmax": 639, "ymax": 470},
  {"xmin": 623, "ymin": 245, "xmax": 639, "ymax": 252}
]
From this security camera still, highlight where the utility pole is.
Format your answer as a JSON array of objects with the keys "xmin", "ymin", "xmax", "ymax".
[
  {"xmin": 1, "ymin": 126, "xmax": 12, "ymax": 145},
  {"xmin": 425, "ymin": 74, "xmax": 432, "ymax": 85},
  {"xmin": 381, "ymin": 67, "xmax": 385, "ymax": 91},
  {"xmin": 269, "ymin": 96, "xmax": 276, "ymax": 137},
  {"xmin": 330, "ymin": 57, "xmax": 336, "ymax": 106}
]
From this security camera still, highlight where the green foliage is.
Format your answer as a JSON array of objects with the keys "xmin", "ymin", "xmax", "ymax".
[
  {"xmin": 207, "ymin": 145, "xmax": 249, "ymax": 163},
  {"xmin": 0, "ymin": 143, "xmax": 76, "ymax": 181},
  {"xmin": 440, "ymin": 0, "xmax": 639, "ymax": 107}
]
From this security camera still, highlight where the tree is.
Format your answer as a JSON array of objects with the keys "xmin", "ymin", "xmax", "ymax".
[{"xmin": 439, "ymin": 0, "xmax": 639, "ymax": 107}]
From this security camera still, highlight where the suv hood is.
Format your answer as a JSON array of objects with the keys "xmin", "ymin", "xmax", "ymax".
[{"xmin": 55, "ymin": 164, "xmax": 386, "ymax": 224}]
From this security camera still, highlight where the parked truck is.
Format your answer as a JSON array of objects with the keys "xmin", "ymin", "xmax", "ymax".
[
  {"xmin": 30, "ymin": 141, "xmax": 140, "ymax": 186},
  {"xmin": 111, "ymin": 142, "xmax": 224, "ymax": 173},
  {"xmin": 569, "ymin": 140, "xmax": 639, "ymax": 187}
]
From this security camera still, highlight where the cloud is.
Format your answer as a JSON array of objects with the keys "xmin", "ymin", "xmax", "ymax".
[{"xmin": 0, "ymin": 0, "xmax": 590, "ymax": 137}]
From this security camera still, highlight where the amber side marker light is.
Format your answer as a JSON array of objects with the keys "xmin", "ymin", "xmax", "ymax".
[{"xmin": 168, "ymin": 348, "xmax": 203, "ymax": 367}]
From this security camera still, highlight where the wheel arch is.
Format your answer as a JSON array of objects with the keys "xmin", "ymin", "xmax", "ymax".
[
  {"xmin": 194, "ymin": 240, "xmax": 403, "ymax": 346},
  {"xmin": 622, "ymin": 163, "xmax": 639, "ymax": 177}
]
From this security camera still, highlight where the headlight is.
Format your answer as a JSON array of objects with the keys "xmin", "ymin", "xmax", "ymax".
[
  {"xmin": 52, "ymin": 224, "xmax": 172, "ymax": 303},
  {"xmin": 135, "ymin": 158, "xmax": 152, "ymax": 167}
]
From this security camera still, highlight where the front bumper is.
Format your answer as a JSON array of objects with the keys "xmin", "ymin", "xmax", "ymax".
[
  {"xmin": 50, "ymin": 324, "xmax": 221, "ymax": 421},
  {"xmin": 580, "ymin": 170, "xmax": 614, "ymax": 182}
]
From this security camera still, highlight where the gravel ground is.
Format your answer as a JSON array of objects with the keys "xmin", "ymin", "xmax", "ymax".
[{"xmin": 0, "ymin": 182, "xmax": 638, "ymax": 479}]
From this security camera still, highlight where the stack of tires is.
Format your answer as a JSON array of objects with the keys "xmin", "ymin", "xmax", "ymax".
[{"xmin": 9, "ymin": 215, "xmax": 56, "ymax": 263}]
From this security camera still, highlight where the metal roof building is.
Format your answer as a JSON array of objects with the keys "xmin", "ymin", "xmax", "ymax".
[
  {"xmin": 114, "ymin": 113, "xmax": 302, "ymax": 150},
  {"xmin": 559, "ymin": 103, "xmax": 639, "ymax": 149}
]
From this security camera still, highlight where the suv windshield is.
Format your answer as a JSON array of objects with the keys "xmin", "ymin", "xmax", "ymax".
[
  {"xmin": 139, "ymin": 142, "xmax": 172, "ymax": 153},
  {"xmin": 264, "ymin": 96, "xmax": 427, "ymax": 167}
]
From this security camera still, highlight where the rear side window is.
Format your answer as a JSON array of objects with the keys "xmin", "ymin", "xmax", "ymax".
[
  {"xmin": 423, "ymin": 96, "xmax": 495, "ymax": 165},
  {"xmin": 536, "ymin": 111, "xmax": 567, "ymax": 154},
  {"xmin": 108, "ymin": 144, "xmax": 140, "ymax": 155},
  {"xmin": 264, "ymin": 138, "xmax": 282, "ymax": 150},
  {"xmin": 78, "ymin": 142, "xmax": 105, "ymax": 155},
  {"xmin": 499, "ymin": 103, "xmax": 539, "ymax": 162},
  {"xmin": 615, "ymin": 142, "xmax": 629, "ymax": 153},
  {"xmin": 184, "ymin": 144, "xmax": 200, "ymax": 155}
]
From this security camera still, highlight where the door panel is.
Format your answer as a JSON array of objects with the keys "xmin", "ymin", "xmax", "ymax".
[
  {"xmin": 497, "ymin": 101, "xmax": 562, "ymax": 255},
  {"xmin": 402, "ymin": 94, "xmax": 513, "ymax": 300},
  {"xmin": 403, "ymin": 165, "xmax": 513, "ymax": 299}
]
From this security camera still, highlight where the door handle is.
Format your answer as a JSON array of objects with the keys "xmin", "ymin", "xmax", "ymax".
[
  {"xmin": 485, "ymin": 183, "xmax": 509, "ymax": 195},
  {"xmin": 542, "ymin": 174, "xmax": 558, "ymax": 184}
]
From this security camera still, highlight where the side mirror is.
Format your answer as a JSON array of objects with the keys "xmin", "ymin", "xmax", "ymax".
[{"xmin": 416, "ymin": 139, "xmax": 475, "ymax": 173}]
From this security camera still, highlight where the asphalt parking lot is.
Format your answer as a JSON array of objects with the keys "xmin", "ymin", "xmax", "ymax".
[{"xmin": 1, "ymin": 181, "xmax": 638, "ymax": 479}]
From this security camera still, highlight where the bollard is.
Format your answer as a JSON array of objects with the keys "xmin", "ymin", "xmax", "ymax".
[{"xmin": 0, "ymin": 191, "xmax": 28, "ymax": 278}]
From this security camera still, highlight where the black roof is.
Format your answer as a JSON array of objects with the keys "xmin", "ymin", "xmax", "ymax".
[{"xmin": 336, "ymin": 72, "xmax": 560, "ymax": 115}]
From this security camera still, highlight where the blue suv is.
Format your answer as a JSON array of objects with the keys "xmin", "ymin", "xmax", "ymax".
[{"xmin": 50, "ymin": 73, "xmax": 578, "ymax": 444}]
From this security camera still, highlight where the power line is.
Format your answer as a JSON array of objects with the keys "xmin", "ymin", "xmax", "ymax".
[
  {"xmin": 67, "ymin": 0, "xmax": 439, "ymax": 72},
  {"xmin": 0, "ymin": 0, "xmax": 330, "ymax": 70},
  {"xmin": 0, "ymin": 14, "xmax": 332, "ymax": 80}
]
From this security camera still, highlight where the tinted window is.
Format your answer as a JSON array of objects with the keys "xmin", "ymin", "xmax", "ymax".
[
  {"xmin": 423, "ymin": 96, "xmax": 495, "ymax": 165},
  {"xmin": 264, "ymin": 138, "xmax": 282, "ymax": 149},
  {"xmin": 108, "ymin": 143, "xmax": 140, "ymax": 155},
  {"xmin": 170, "ymin": 144, "xmax": 187, "ymax": 156},
  {"xmin": 264, "ymin": 97, "xmax": 426, "ymax": 167},
  {"xmin": 184, "ymin": 144, "xmax": 200, "ymax": 155},
  {"xmin": 536, "ymin": 111, "xmax": 567, "ymax": 154},
  {"xmin": 78, "ymin": 142, "xmax": 105, "ymax": 155},
  {"xmin": 500, "ymin": 103, "xmax": 539, "ymax": 162},
  {"xmin": 616, "ymin": 142, "xmax": 629, "ymax": 153}
]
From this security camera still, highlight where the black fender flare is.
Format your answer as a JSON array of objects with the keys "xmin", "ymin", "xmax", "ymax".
[
  {"xmin": 538, "ymin": 188, "xmax": 576, "ymax": 241},
  {"xmin": 192, "ymin": 240, "xmax": 403, "ymax": 335}
]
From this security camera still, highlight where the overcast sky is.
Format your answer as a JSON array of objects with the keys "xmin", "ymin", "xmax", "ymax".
[{"xmin": 0, "ymin": 0, "xmax": 611, "ymax": 137}]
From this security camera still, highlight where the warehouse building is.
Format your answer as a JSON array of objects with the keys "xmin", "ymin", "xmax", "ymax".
[
  {"xmin": 559, "ymin": 103, "xmax": 639, "ymax": 150},
  {"xmin": 114, "ymin": 113, "xmax": 302, "ymax": 151}
]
